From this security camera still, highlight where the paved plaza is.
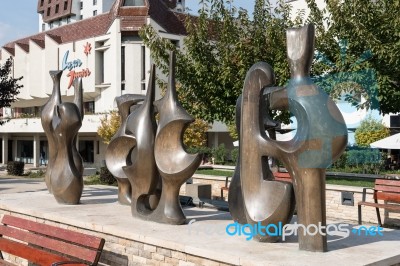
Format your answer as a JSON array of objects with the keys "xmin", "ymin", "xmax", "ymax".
[{"xmin": 1, "ymin": 176, "xmax": 400, "ymax": 265}]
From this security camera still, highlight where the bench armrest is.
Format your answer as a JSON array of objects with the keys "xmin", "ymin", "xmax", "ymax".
[
  {"xmin": 361, "ymin": 187, "xmax": 376, "ymax": 202},
  {"xmin": 52, "ymin": 261, "xmax": 90, "ymax": 266}
]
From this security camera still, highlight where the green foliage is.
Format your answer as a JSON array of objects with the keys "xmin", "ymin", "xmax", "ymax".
[
  {"xmin": 97, "ymin": 111, "xmax": 121, "ymax": 144},
  {"xmin": 354, "ymin": 116, "xmax": 389, "ymax": 148},
  {"xmin": 183, "ymin": 119, "xmax": 210, "ymax": 148},
  {"xmin": 25, "ymin": 170, "xmax": 46, "ymax": 178},
  {"xmin": 0, "ymin": 57, "xmax": 23, "ymax": 125},
  {"xmin": 332, "ymin": 151, "xmax": 347, "ymax": 169},
  {"xmin": 212, "ymin": 143, "xmax": 228, "ymax": 164},
  {"xmin": 347, "ymin": 149, "xmax": 381, "ymax": 166},
  {"xmin": 195, "ymin": 169, "xmax": 234, "ymax": 176},
  {"xmin": 99, "ymin": 166, "xmax": 116, "ymax": 185},
  {"xmin": 227, "ymin": 122, "xmax": 238, "ymax": 141},
  {"xmin": 231, "ymin": 147, "xmax": 239, "ymax": 163},
  {"xmin": 140, "ymin": 0, "xmax": 294, "ymax": 125},
  {"xmin": 7, "ymin": 161, "xmax": 25, "ymax": 176},
  {"xmin": 306, "ymin": 0, "xmax": 400, "ymax": 114},
  {"xmin": 330, "ymin": 146, "xmax": 388, "ymax": 174}
]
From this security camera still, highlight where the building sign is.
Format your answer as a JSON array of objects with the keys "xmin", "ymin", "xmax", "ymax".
[{"xmin": 62, "ymin": 42, "xmax": 92, "ymax": 89}]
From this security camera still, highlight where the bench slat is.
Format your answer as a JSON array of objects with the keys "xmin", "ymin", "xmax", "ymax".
[
  {"xmin": 0, "ymin": 225, "xmax": 98, "ymax": 263},
  {"xmin": 1, "ymin": 215, "xmax": 103, "ymax": 249},
  {"xmin": 0, "ymin": 238, "xmax": 73, "ymax": 266},
  {"xmin": 376, "ymin": 191, "xmax": 400, "ymax": 202},
  {"xmin": 374, "ymin": 184, "xmax": 400, "ymax": 193},
  {"xmin": 375, "ymin": 179, "xmax": 400, "ymax": 187},
  {"xmin": 358, "ymin": 201, "xmax": 400, "ymax": 211}
]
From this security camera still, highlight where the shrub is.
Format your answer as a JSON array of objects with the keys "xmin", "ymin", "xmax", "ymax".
[
  {"xmin": 99, "ymin": 166, "xmax": 116, "ymax": 185},
  {"xmin": 7, "ymin": 161, "xmax": 25, "ymax": 176},
  {"xmin": 231, "ymin": 147, "xmax": 239, "ymax": 163},
  {"xmin": 212, "ymin": 144, "xmax": 227, "ymax": 164}
]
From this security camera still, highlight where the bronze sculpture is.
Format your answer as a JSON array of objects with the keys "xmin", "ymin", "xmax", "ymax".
[
  {"xmin": 41, "ymin": 73, "xmax": 84, "ymax": 204},
  {"xmin": 41, "ymin": 71, "xmax": 62, "ymax": 193},
  {"xmin": 150, "ymin": 52, "xmax": 202, "ymax": 224},
  {"xmin": 229, "ymin": 24, "xmax": 347, "ymax": 252},
  {"xmin": 123, "ymin": 65, "xmax": 161, "ymax": 214},
  {"xmin": 105, "ymin": 52, "xmax": 200, "ymax": 224},
  {"xmin": 105, "ymin": 94, "xmax": 145, "ymax": 205}
]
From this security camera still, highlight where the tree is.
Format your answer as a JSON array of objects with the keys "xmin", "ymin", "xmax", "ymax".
[
  {"xmin": 354, "ymin": 115, "xmax": 389, "ymax": 148},
  {"xmin": 97, "ymin": 110, "xmax": 121, "ymax": 144},
  {"xmin": 97, "ymin": 109, "xmax": 210, "ymax": 148},
  {"xmin": 140, "ymin": 0, "xmax": 296, "ymax": 125},
  {"xmin": 305, "ymin": 0, "xmax": 400, "ymax": 114},
  {"xmin": 0, "ymin": 57, "xmax": 23, "ymax": 125}
]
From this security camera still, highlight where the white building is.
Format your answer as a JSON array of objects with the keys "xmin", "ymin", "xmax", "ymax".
[
  {"xmin": 0, "ymin": 0, "xmax": 193, "ymax": 168},
  {"xmin": 39, "ymin": 0, "xmax": 118, "ymax": 32}
]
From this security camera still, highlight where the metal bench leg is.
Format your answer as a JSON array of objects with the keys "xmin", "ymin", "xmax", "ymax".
[
  {"xmin": 358, "ymin": 204, "xmax": 362, "ymax": 225},
  {"xmin": 376, "ymin": 208, "xmax": 382, "ymax": 227},
  {"xmin": 221, "ymin": 190, "xmax": 224, "ymax": 200}
]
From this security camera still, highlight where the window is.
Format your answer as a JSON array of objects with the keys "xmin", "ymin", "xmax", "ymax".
[
  {"xmin": 55, "ymin": 4, "xmax": 59, "ymax": 13},
  {"xmin": 123, "ymin": 0, "xmax": 145, "ymax": 6},
  {"xmin": 67, "ymin": 16, "xmax": 71, "ymax": 23},
  {"xmin": 93, "ymin": 10, "xmax": 97, "ymax": 16},
  {"xmin": 141, "ymin": 83, "xmax": 145, "ymax": 91},
  {"xmin": 80, "ymin": 1, "xmax": 83, "ymax": 9},
  {"xmin": 121, "ymin": 83, "xmax": 125, "ymax": 91},
  {"xmin": 79, "ymin": 14, "xmax": 83, "ymax": 20},
  {"xmin": 141, "ymin": 46, "xmax": 146, "ymax": 80},
  {"xmin": 64, "ymin": 1, "xmax": 68, "ymax": 10},
  {"xmin": 78, "ymin": 140, "xmax": 94, "ymax": 163},
  {"xmin": 42, "ymin": 23, "xmax": 45, "ymax": 31},
  {"xmin": 49, "ymin": 22, "xmax": 54, "ymax": 29},
  {"xmin": 47, "ymin": 7, "xmax": 51, "ymax": 16},
  {"xmin": 121, "ymin": 46, "xmax": 125, "ymax": 81},
  {"xmin": 93, "ymin": 0, "xmax": 97, "ymax": 5},
  {"xmin": 48, "ymin": 0, "xmax": 51, "ymax": 3},
  {"xmin": 40, "ymin": 0, "xmax": 44, "ymax": 6},
  {"xmin": 84, "ymin": 101, "xmax": 95, "ymax": 114}
]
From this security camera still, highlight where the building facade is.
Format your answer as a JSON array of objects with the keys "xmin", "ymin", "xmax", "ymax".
[{"xmin": 0, "ymin": 0, "xmax": 191, "ymax": 168}]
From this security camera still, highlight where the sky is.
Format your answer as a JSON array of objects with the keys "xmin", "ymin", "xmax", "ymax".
[{"xmin": 0, "ymin": 0, "xmax": 254, "ymax": 46}]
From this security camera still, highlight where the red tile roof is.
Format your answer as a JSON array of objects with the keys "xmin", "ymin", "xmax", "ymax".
[{"xmin": 2, "ymin": 0, "xmax": 190, "ymax": 55}]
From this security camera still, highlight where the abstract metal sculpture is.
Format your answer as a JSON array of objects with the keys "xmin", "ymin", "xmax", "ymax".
[
  {"xmin": 41, "ymin": 73, "xmax": 84, "ymax": 204},
  {"xmin": 105, "ymin": 52, "xmax": 201, "ymax": 224},
  {"xmin": 229, "ymin": 24, "xmax": 347, "ymax": 251},
  {"xmin": 150, "ymin": 52, "xmax": 202, "ymax": 224},
  {"xmin": 105, "ymin": 94, "xmax": 145, "ymax": 205}
]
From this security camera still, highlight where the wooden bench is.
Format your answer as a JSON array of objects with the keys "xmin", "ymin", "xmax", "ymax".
[
  {"xmin": 273, "ymin": 171, "xmax": 292, "ymax": 182},
  {"xmin": 220, "ymin": 176, "xmax": 230, "ymax": 200},
  {"xmin": 0, "ymin": 215, "xmax": 105, "ymax": 266},
  {"xmin": 220, "ymin": 172, "xmax": 292, "ymax": 200},
  {"xmin": 358, "ymin": 179, "xmax": 400, "ymax": 226}
]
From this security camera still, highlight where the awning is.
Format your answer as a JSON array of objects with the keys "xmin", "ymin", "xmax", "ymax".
[{"xmin": 370, "ymin": 133, "xmax": 400, "ymax": 149}]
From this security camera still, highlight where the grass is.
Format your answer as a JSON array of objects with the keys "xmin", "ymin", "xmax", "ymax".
[
  {"xmin": 195, "ymin": 169, "xmax": 234, "ymax": 176},
  {"xmin": 84, "ymin": 175, "xmax": 117, "ymax": 186},
  {"xmin": 326, "ymin": 177, "xmax": 374, "ymax": 188},
  {"xmin": 23, "ymin": 170, "xmax": 46, "ymax": 179},
  {"xmin": 195, "ymin": 169, "xmax": 374, "ymax": 188}
]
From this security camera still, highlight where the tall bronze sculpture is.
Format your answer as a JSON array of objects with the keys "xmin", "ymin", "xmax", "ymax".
[
  {"xmin": 123, "ymin": 65, "xmax": 161, "ymax": 214},
  {"xmin": 105, "ymin": 94, "xmax": 145, "ymax": 205},
  {"xmin": 41, "ymin": 74, "xmax": 84, "ymax": 204},
  {"xmin": 105, "ymin": 52, "xmax": 201, "ymax": 224},
  {"xmin": 41, "ymin": 71, "xmax": 62, "ymax": 193},
  {"xmin": 229, "ymin": 24, "xmax": 347, "ymax": 251}
]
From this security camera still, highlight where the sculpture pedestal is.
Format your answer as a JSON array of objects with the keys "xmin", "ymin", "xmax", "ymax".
[{"xmin": 186, "ymin": 184, "xmax": 212, "ymax": 206}]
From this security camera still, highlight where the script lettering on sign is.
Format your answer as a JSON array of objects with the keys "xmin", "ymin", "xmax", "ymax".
[{"xmin": 61, "ymin": 48, "xmax": 91, "ymax": 89}]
